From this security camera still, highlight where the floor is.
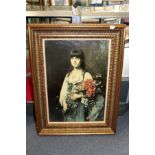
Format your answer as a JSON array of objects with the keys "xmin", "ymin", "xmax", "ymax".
[{"xmin": 26, "ymin": 105, "xmax": 129, "ymax": 155}]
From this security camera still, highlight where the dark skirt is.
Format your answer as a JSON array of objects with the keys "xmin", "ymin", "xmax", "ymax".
[{"xmin": 64, "ymin": 102, "xmax": 85, "ymax": 122}]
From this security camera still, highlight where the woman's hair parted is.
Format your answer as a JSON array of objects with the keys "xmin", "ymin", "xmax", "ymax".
[{"xmin": 70, "ymin": 49, "xmax": 85, "ymax": 70}]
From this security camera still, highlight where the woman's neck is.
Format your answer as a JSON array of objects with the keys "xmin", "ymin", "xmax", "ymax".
[
  {"xmin": 72, "ymin": 68, "xmax": 83, "ymax": 72},
  {"xmin": 73, "ymin": 67, "xmax": 80, "ymax": 71}
]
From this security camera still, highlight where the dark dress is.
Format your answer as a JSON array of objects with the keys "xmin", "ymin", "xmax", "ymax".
[{"xmin": 64, "ymin": 74, "xmax": 85, "ymax": 122}]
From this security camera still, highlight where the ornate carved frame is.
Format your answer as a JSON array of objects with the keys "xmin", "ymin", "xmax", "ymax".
[{"xmin": 28, "ymin": 24, "xmax": 125, "ymax": 135}]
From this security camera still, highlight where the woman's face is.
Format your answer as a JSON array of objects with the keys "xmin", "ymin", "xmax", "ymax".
[{"xmin": 70, "ymin": 57, "xmax": 81, "ymax": 68}]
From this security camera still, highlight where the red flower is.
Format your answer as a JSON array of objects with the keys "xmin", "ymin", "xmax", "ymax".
[{"xmin": 83, "ymin": 79, "xmax": 96, "ymax": 98}]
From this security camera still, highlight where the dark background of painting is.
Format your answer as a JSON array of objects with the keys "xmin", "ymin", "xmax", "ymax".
[{"xmin": 45, "ymin": 40, "xmax": 109, "ymax": 121}]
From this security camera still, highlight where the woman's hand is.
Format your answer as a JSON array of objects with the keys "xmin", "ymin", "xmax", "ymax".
[
  {"xmin": 63, "ymin": 102, "xmax": 67, "ymax": 112},
  {"xmin": 69, "ymin": 93, "xmax": 82, "ymax": 100}
]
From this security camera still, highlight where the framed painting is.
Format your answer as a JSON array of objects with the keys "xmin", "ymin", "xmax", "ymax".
[{"xmin": 28, "ymin": 24, "xmax": 125, "ymax": 135}]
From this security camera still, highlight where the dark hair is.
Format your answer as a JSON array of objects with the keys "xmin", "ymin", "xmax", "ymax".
[{"xmin": 69, "ymin": 49, "xmax": 85, "ymax": 70}]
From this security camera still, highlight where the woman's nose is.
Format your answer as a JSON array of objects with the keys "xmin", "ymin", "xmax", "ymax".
[{"xmin": 73, "ymin": 57, "xmax": 76, "ymax": 61}]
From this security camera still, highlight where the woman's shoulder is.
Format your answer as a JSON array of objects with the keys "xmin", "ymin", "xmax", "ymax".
[
  {"xmin": 84, "ymin": 71, "xmax": 92, "ymax": 76},
  {"xmin": 64, "ymin": 72, "xmax": 70, "ymax": 81},
  {"xmin": 84, "ymin": 72, "xmax": 93, "ymax": 80}
]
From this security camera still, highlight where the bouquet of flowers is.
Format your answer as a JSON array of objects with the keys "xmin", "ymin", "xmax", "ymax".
[
  {"xmin": 66, "ymin": 82, "xmax": 84, "ymax": 110},
  {"xmin": 93, "ymin": 73, "xmax": 103, "ymax": 95},
  {"xmin": 81, "ymin": 73, "xmax": 103, "ymax": 108},
  {"xmin": 65, "ymin": 73, "xmax": 103, "ymax": 113}
]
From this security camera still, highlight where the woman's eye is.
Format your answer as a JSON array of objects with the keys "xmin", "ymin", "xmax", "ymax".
[{"xmin": 72, "ymin": 57, "xmax": 78, "ymax": 60}]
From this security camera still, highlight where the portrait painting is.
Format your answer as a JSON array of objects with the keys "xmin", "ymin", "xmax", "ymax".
[
  {"xmin": 45, "ymin": 39, "xmax": 108, "ymax": 122},
  {"xmin": 28, "ymin": 24, "xmax": 125, "ymax": 135}
]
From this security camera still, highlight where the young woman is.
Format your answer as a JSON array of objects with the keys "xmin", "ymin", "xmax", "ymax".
[
  {"xmin": 59, "ymin": 49, "xmax": 93, "ymax": 121},
  {"xmin": 59, "ymin": 49, "xmax": 104, "ymax": 122}
]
